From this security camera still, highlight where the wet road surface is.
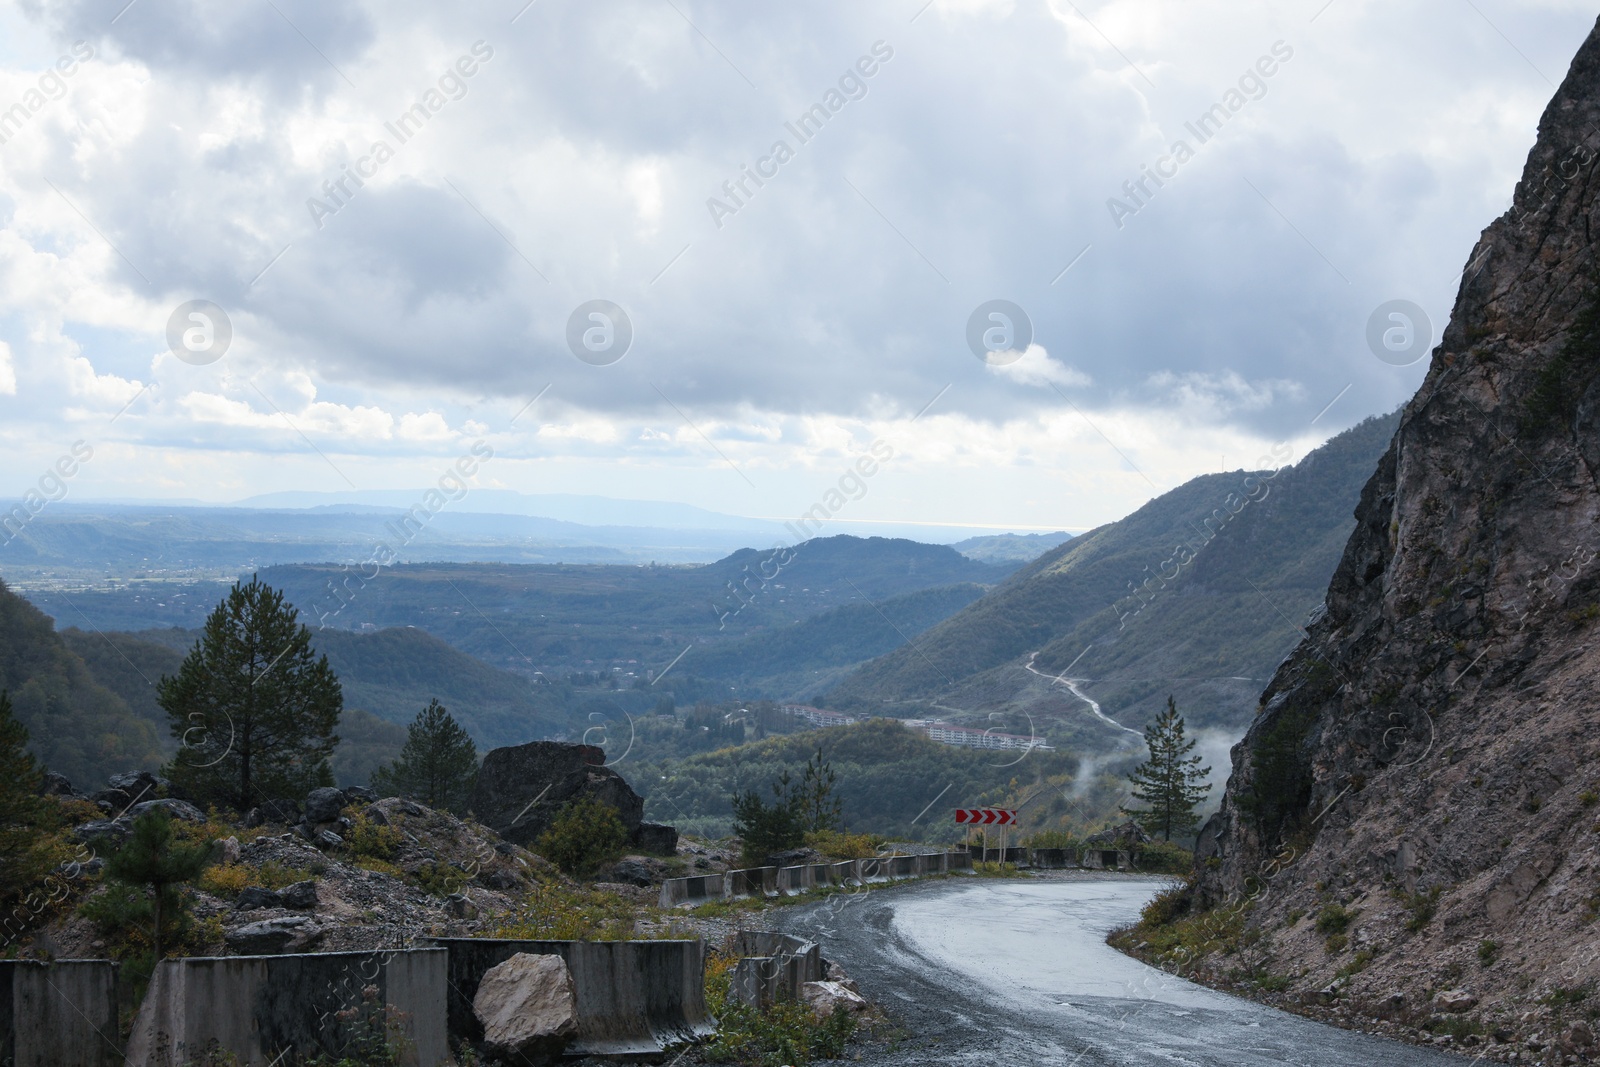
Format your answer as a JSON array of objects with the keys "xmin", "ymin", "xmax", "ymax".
[{"xmin": 772, "ymin": 875, "xmax": 1463, "ymax": 1066}]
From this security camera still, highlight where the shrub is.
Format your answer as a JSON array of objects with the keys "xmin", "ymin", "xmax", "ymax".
[
  {"xmin": 412, "ymin": 861, "xmax": 469, "ymax": 898},
  {"xmin": 1139, "ymin": 882, "xmax": 1193, "ymax": 927},
  {"xmin": 1137, "ymin": 841, "xmax": 1194, "ymax": 874},
  {"xmin": 535, "ymin": 797, "xmax": 629, "ymax": 876},
  {"xmin": 702, "ymin": 950, "xmax": 857, "ymax": 1065},
  {"xmin": 197, "ymin": 864, "xmax": 252, "ymax": 897},
  {"xmin": 1023, "ymin": 829, "xmax": 1081, "ymax": 850},
  {"xmin": 803, "ymin": 829, "xmax": 882, "ymax": 860},
  {"xmin": 1324, "ymin": 932, "xmax": 1348, "ymax": 954},
  {"xmin": 1478, "ymin": 939, "xmax": 1499, "ymax": 966},
  {"xmin": 480, "ymin": 879, "xmax": 640, "ymax": 941},
  {"xmin": 1394, "ymin": 886, "xmax": 1441, "ymax": 932},
  {"xmin": 1314, "ymin": 903, "xmax": 1354, "ymax": 936},
  {"xmin": 344, "ymin": 811, "xmax": 403, "ymax": 862}
]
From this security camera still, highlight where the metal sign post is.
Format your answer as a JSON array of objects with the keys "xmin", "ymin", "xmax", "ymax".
[{"xmin": 954, "ymin": 809, "xmax": 1016, "ymax": 863}]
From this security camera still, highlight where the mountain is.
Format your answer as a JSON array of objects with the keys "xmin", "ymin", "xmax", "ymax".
[
  {"xmin": 1182, "ymin": 18, "xmax": 1600, "ymax": 1044},
  {"xmin": 951, "ymin": 531, "xmax": 1075, "ymax": 563},
  {"xmin": 0, "ymin": 579, "xmax": 164, "ymax": 785},
  {"xmin": 20, "ymin": 536, "xmax": 1012, "ymax": 684},
  {"xmin": 683, "ymin": 582, "xmax": 990, "ymax": 698},
  {"xmin": 231, "ymin": 489, "xmax": 780, "ymax": 531},
  {"xmin": 826, "ymin": 412, "xmax": 1399, "ymax": 751}
]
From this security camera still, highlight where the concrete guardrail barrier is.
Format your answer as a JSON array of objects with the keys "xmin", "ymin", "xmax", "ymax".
[
  {"xmin": 657, "ymin": 872, "xmax": 727, "ymax": 908},
  {"xmin": 0, "ymin": 959, "xmax": 120, "ymax": 1067},
  {"xmin": 430, "ymin": 938, "xmax": 715, "ymax": 1058},
  {"xmin": 660, "ymin": 850, "xmax": 985, "ymax": 910},
  {"xmin": 729, "ymin": 932, "xmax": 824, "ymax": 1009},
  {"xmin": 1030, "ymin": 847, "xmax": 1073, "ymax": 868},
  {"xmin": 125, "ymin": 949, "xmax": 449, "ymax": 1067}
]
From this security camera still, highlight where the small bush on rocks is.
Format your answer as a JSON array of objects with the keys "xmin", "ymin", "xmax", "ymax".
[{"xmin": 535, "ymin": 796, "xmax": 628, "ymax": 876}]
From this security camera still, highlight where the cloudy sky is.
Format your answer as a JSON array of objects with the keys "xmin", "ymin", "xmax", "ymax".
[{"xmin": 0, "ymin": 0, "xmax": 1592, "ymax": 536}]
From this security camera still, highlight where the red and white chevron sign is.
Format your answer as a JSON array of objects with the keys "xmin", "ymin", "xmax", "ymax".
[{"xmin": 954, "ymin": 808, "xmax": 1016, "ymax": 825}]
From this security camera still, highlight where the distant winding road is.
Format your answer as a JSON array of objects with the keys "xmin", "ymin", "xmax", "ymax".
[{"xmin": 773, "ymin": 875, "xmax": 1460, "ymax": 1066}]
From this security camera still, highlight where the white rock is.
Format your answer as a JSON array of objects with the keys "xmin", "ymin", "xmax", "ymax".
[
  {"xmin": 1434, "ymin": 989, "xmax": 1478, "ymax": 1012},
  {"xmin": 799, "ymin": 979, "xmax": 868, "ymax": 1021},
  {"xmin": 473, "ymin": 952, "xmax": 578, "ymax": 1057}
]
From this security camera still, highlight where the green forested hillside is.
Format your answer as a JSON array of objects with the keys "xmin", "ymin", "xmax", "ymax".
[
  {"xmin": 827, "ymin": 412, "xmax": 1400, "ymax": 740},
  {"xmin": 76, "ymin": 623, "xmax": 587, "ymax": 752},
  {"xmin": 0, "ymin": 579, "xmax": 165, "ymax": 785},
  {"xmin": 684, "ymin": 583, "xmax": 988, "ymax": 696},
  {"xmin": 632, "ymin": 718, "xmax": 1137, "ymax": 843}
]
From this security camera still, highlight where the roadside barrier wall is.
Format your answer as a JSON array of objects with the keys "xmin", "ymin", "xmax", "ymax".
[
  {"xmin": 429, "ymin": 937, "xmax": 715, "ymax": 1058},
  {"xmin": 124, "ymin": 949, "xmax": 448, "ymax": 1067},
  {"xmin": 658, "ymin": 873, "xmax": 727, "ymax": 907},
  {"xmin": 0, "ymin": 959, "xmax": 119, "ymax": 1067},
  {"xmin": 1030, "ymin": 848, "xmax": 1072, "ymax": 868},
  {"xmin": 660, "ymin": 849, "xmax": 1002, "ymax": 910},
  {"xmin": 777, "ymin": 865, "xmax": 815, "ymax": 895},
  {"xmin": 729, "ymin": 933, "xmax": 824, "ymax": 1009}
]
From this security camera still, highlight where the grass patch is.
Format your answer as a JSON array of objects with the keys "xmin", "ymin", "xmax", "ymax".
[
  {"xmin": 702, "ymin": 952, "xmax": 858, "ymax": 1066},
  {"xmin": 1136, "ymin": 841, "xmax": 1194, "ymax": 874},
  {"xmin": 1335, "ymin": 949, "xmax": 1374, "ymax": 978},
  {"xmin": 1394, "ymin": 886, "xmax": 1441, "ymax": 932},
  {"xmin": 479, "ymin": 879, "xmax": 649, "ymax": 941},
  {"xmin": 1314, "ymin": 904, "xmax": 1355, "ymax": 936}
]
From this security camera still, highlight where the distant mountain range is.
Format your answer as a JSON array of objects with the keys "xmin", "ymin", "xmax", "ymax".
[
  {"xmin": 825, "ymin": 411, "xmax": 1402, "ymax": 751},
  {"xmin": 0, "ymin": 491, "xmax": 1074, "ymax": 583}
]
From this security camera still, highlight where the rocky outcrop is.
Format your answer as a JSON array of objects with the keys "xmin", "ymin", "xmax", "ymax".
[
  {"xmin": 1187, "ymin": 13, "xmax": 1600, "ymax": 1048},
  {"xmin": 469, "ymin": 741, "xmax": 649, "ymax": 848}
]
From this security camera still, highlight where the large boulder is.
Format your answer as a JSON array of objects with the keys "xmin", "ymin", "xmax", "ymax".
[
  {"xmin": 224, "ymin": 915, "xmax": 323, "ymax": 955},
  {"xmin": 472, "ymin": 952, "xmax": 578, "ymax": 1060},
  {"xmin": 469, "ymin": 742, "xmax": 645, "ymax": 847},
  {"xmin": 303, "ymin": 787, "xmax": 348, "ymax": 824},
  {"xmin": 799, "ymin": 980, "xmax": 869, "ymax": 1021},
  {"xmin": 632, "ymin": 822, "xmax": 678, "ymax": 855},
  {"xmin": 129, "ymin": 799, "xmax": 205, "ymax": 823}
]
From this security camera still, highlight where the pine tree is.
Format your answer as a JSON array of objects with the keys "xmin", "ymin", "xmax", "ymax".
[
  {"xmin": 91, "ymin": 810, "xmax": 209, "ymax": 960},
  {"xmin": 795, "ymin": 747, "xmax": 842, "ymax": 833},
  {"xmin": 159, "ymin": 576, "xmax": 342, "ymax": 810},
  {"xmin": 1122, "ymin": 696, "xmax": 1211, "ymax": 841},
  {"xmin": 0, "ymin": 691, "xmax": 59, "ymax": 908},
  {"xmin": 370, "ymin": 699, "xmax": 479, "ymax": 812}
]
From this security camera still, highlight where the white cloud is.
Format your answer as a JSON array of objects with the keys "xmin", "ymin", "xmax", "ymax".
[{"xmin": 987, "ymin": 344, "xmax": 1091, "ymax": 390}]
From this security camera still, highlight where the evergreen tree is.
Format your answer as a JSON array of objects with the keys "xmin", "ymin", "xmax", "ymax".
[
  {"xmin": 795, "ymin": 747, "xmax": 842, "ymax": 833},
  {"xmin": 89, "ymin": 810, "xmax": 209, "ymax": 959},
  {"xmin": 159, "ymin": 576, "xmax": 342, "ymax": 810},
  {"xmin": 731, "ymin": 769, "xmax": 806, "ymax": 865},
  {"xmin": 1121, "ymin": 696, "xmax": 1211, "ymax": 841},
  {"xmin": 370, "ymin": 699, "xmax": 479, "ymax": 812},
  {"xmin": 0, "ymin": 691, "xmax": 60, "ymax": 908}
]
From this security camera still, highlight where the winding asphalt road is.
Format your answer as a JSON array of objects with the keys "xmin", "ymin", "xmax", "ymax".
[{"xmin": 771, "ymin": 874, "xmax": 1462, "ymax": 1066}]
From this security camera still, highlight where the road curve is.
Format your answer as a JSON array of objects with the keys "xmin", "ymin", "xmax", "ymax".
[{"xmin": 771, "ymin": 874, "xmax": 1460, "ymax": 1066}]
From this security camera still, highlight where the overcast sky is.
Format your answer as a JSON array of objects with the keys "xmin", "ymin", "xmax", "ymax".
[{"xmin": 0, "ymin": 0, "xmax": 1592, "ymax": 536}]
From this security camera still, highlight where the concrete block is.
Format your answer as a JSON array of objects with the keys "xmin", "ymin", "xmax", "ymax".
[
  {"xmin": 125, "ymin": 949, "xmax": 448, "ymax": 1067},
  {"xmin": 430, "ymin": 938, "xmax": 715, "ymax": 1058},
  {"xmin": 946, "ymin": 850, "xmax": 974, "ymax": 871},
  {"xmin": 728, "ymin": 932, "xmax": 824, "ymax": 1009},
  {"xmin": 657, "ymin": 873, "xmax": 726, "ymax": 908},
  {"xmin": 0, "ymin": 960, "xmax": 119, "ymax": 1067},
  {"xmin": 776, "ymin": 865, "xmax": 814, "ymax": 895},
  {"xmin": 1029, "ymin": 848, "xmax": 1073, "ymax": 869}
]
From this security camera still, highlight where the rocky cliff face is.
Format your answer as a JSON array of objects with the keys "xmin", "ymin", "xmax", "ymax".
[{"xmin": 1192, "ymin": 13, "xmax": 1600, "ymax": 1045}]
